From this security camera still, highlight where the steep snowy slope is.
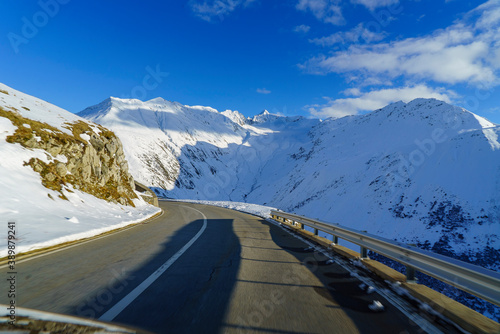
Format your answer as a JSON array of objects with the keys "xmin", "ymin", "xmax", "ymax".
[
  {"xmin": 80, "ymin": 97, "xmax": 500, "ymax": 269},
  {"xmin": 0, "ymin": 83, "xmax": 159, "ymax": 257},
  {"xmin": 249, "ymin": 100, "xmax": 500, "ymax": 262}
]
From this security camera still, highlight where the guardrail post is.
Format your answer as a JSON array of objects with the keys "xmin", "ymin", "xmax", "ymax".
[
  {"xmin": 361, "ymin": 247, "xmax": 368, "ymax": 259},
  {"xmin": 332, "ymin": 235, "xmax": 338, "ymax": 245},
  {"xmin": 406, "ymin": 266, "xmax": 416, "ymax": 283},
  {"xmin": 314, "ymin": 228, "xmax": 318, "ymax": 235}
]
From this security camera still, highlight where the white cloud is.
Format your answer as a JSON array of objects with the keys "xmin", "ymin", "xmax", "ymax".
[
  {"xmin": 306, "ymin": 85, "xmax": 457, "ymax": 118},
  {"xmin": 471, "ymin": 0, "xmax": 500, "ymax": 33},
  {"xmin": 301, "ymin": 5, "xmax": 500, "ymax": 86},
  {"xmin": 350, "ymin": 0, "xmax": 399, "ymax": 11},
  {"xmin": 257, "ymin": 88, "xmax": 271, "ymax": 94},
  {"xmin": 309, "ymin": 23, "xmax": 387, "ymax": 46},
  {"xmin": 296, "ymin": 0, "xmax": 345, "ymax": 25},
  {"xmin": 190, "ymin": 0, "xmax": 256, "ymax": 22},
  {"xmin": 294, "ymin": 24, "xmax": 311, "ymax": 33}
]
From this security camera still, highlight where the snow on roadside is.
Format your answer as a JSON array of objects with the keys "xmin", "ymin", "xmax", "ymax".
[
  {"xmin": 173, "ymin": 199, "xmax": 276, "ymax": 219},
  {"xmin": 0, "ymin": 132, "xmax": 161, "ymax": 258},
  {"xmin": 0, "ymin": 192, "xmax": 160, "ymax": 259}
]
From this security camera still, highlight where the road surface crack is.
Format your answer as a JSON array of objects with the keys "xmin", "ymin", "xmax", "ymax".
[{"xmin": 208, "ymin": 259, "xmax": 234, "ymax": 282}]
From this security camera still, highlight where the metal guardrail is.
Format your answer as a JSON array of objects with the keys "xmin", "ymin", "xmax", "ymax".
[
  {"xmin": 134, "ymin": 181, "xmax": 159, "ymax": 207},
  {"xmin": 271, "ymin": 210, "xmax": 500, "ymax": 307}
]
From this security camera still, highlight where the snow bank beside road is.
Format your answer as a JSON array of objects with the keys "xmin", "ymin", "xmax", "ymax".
[{"xmin": 172, "ymin": 199, "xmax": 276, "ymax": 219}]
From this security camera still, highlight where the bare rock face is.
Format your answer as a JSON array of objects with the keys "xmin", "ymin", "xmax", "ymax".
[{"xmin": 0, "ymin": 108, "xmax": 138, "ymax": 206}]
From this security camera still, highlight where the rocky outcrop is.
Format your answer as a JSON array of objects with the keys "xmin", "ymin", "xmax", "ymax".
[{"xmin": 0, "ymin": 107, "xmax": 138, "ymax": 206}]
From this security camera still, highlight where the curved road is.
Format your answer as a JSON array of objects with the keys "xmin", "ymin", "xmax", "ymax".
[{"xmin": 1, "ymin": 202, "xmax": 432, "ymax": 333}]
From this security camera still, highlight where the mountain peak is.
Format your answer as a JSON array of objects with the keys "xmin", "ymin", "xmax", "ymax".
[
  {"xmin": 147, "ymin": 97, "xmax": 167, "ymax": 104},
  {"xmin": 78, "ymin": 98, "xmax": 115, "ymax": 119},
  {"xmin": 221, "ymin": 109, "xmax": 248, "ymax": 126},
  {"xmin": 365, "ymin": 98, "xmax": 494, "ymax": 130},
  {"xmin": 251, "ymin": 110, "xmax": 285, "ymax": 123}
]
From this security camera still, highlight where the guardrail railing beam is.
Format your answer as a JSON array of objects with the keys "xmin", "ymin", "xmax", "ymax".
[{"xmin": 270, "ymin": 209, "xmax": 500, "ymax": 307}]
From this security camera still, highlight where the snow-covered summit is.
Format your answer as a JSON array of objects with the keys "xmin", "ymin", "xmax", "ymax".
[
  {"xmin": 312, "ymin": 98, "xmax": 500, "ymax": 156},
  {"xmin": 250, "ymin": 109, "xmax": 306, "ymax": 124},
  {"xmin": 80, "ymin": 96, "xmax": 249, "ymax": 132},
  {"xmin": 221, "ymin": 109, "xmax": 248, "ymax": 126},
  {"xmin": 367, "ymin": 98, "xmax": 495, "ymax": 129}
]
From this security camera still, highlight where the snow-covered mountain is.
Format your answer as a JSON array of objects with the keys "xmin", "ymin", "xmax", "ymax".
[
  {"xmin": 0, "ymin": 83, "xmax": 159, "ymax": 257},
  {"xmin": 80, "ymin": 97, "xmax": 500, "ymax": 272}
]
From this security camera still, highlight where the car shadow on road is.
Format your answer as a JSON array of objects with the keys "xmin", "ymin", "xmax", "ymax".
[{"xmin": 67, "ymin": 216, "xmax": 241, "ymax": 334}]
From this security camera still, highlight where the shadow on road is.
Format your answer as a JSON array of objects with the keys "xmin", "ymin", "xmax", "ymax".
[
  {"xmin": 257, "ymin": 219, "xmax": 422, "ymax": 334},
  {"xmin": 68, "ymin": 215, "xmax": 241, "ymax": 334}
]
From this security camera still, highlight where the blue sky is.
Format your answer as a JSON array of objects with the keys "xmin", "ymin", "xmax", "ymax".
[{"xmin": 1, "ymin": 0, "xmax": 499, "ymax": 123}]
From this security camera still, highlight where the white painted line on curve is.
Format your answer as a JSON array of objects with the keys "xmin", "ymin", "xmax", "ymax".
[{"xmin": 99, "ymin": 205, "xmax": 208, "ymax": 322}]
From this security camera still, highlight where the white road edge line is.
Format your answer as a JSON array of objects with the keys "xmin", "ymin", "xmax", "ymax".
[
  {"xmin": 0, "ymin": 210, "xmax": 165, "ymax": 270},
  {"xmin": 99, "ymin": 205, "xmax": 208, "ymax": 322}
]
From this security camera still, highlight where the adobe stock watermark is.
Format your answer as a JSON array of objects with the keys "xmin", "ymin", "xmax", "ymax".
[
  {"xmin": 75, "ymin": 268, "xmax": 135, "ymax": 319},
  {"xmin": 390, "ymin": 126, "xmax": 449, "ymax": 188},
  {"xmin": 120, "ymin": 65, "xmax": 168, "ymax": 101},
  {"xmin": 461, "ymin": 80, "xmax": 496, "ymax": 114},
  {"xmin": 366, "ymin": 2, "xmax": 403, "ymax": 36},
  {"xmin": 389, "ymin": 80, "xmax": 496, "ymax": 191},
  {"xmin": 8, "ymin": 0, "xmax": 70, "ymax": 54},
  {"xmin": 236, "ymin": 248, "xmax": 324, "ymax": 332},
  {"xmin": 6, "ymin": 221, "xmax": 17, "ymax": 326}
]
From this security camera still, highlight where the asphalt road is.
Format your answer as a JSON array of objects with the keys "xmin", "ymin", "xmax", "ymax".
[{"xmin": 1, "ymin": 202, "xmax": 431, "ymax": 333}]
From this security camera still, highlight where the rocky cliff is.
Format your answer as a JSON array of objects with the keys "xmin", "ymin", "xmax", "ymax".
[{"xmin": 0, "ymin": 104, "xmax": 137, "ymax": 206}]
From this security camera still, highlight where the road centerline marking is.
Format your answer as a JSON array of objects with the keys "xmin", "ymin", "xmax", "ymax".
[{"xmin": 99, "ymin": 205, "xmax": 208, "ymax": 322}]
